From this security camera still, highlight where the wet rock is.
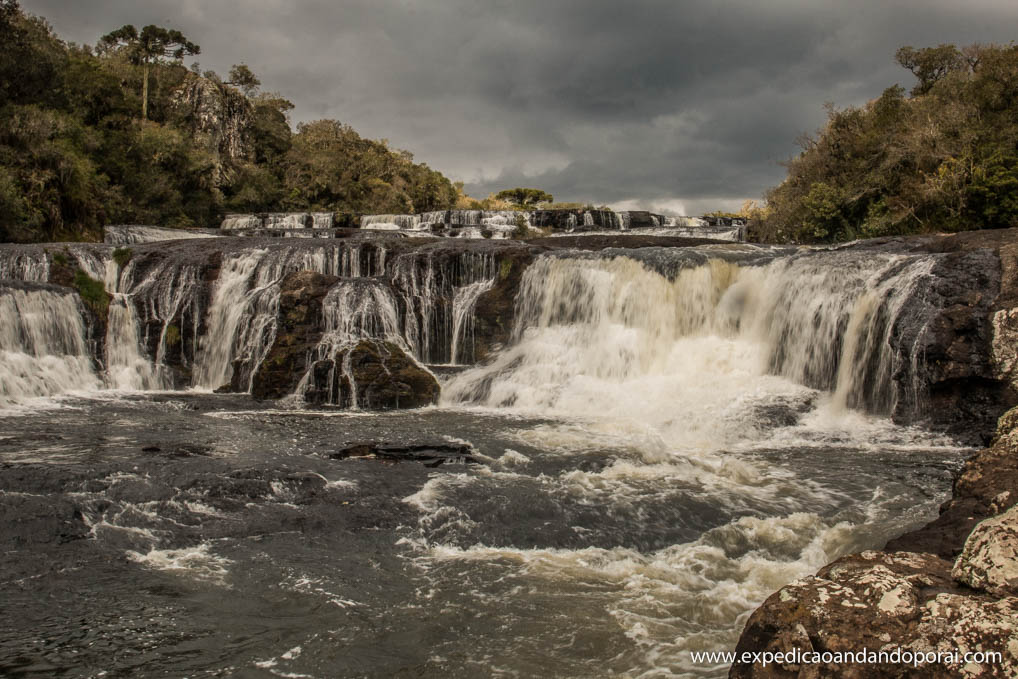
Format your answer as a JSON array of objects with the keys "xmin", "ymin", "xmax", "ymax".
[
  {"xmin": 303, "ymin": 340, "xmax": 440, "ymax": 409},
  {"xmin": 472, "ymin": 250, "xmax": 536, "ymax": 362},
  {"xmin": 331, "ymin": 442, "xmax": 479, "ymax": 467},
  {"xmin": 730, "ymin": 551, "xmax": 1018, "ymax": 678},
  {"xmin": 887, "ymin": 405, "xmax": 1018, "ymax": 558},
  {"xmin": 953, "ymin": 504, "xmax": 1018, "ymax": 597},
  {"xmin": 249, "ymin": 270, "xmax": 339, "ymax": 400},
  {"xmin": 141, "ymin": 444, "xmax": 213, "ymax": 458},
  {"xmin": 0, "ymin": 494, "xmax": 90, "ymax": 545}
]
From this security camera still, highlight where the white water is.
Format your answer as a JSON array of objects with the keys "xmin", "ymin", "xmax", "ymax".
[
  {"xmin": 419, "ymin": 250, "xmax": 952, "ymax": 674},
  {"xmin": 450, "ymin": 278, "xmax": 495, "ymax": 365},
  {"xmin": 103, "ymin": 225, "xmax": 221, "ymax": 245},
  {"xmin": 445, "ymin": 252, "xmax": 935, "ymax": 432},
  {"xmin": 0, "ymin": 286, "xmax": 100, "ymax": 406}
]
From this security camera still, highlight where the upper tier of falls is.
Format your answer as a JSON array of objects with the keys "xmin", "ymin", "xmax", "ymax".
[
  {"xmin": 220, "ymin": 213, "xmax": 335, "ymax": 230},
  {"xmin": 0, "ymin": 238, "xmax": 974, "ymax": 425}
]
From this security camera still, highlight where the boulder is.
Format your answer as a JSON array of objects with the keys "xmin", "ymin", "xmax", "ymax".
[
  {"xmin": 302, "ymin": 339, "xmax": 439, "ymax": 409},
  {"xmin": 731, "ymin": 550, "xmax": 1018, "ymax": 678},
  {"xmin": 953, "ymin": 504, "xmax": 1018, "ymax": 597}
]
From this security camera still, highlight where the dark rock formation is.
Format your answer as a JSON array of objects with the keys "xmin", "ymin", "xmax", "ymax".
[
  {"xmin": 302, "ymin": 340, "xmax": 439, "ymax": 409},
  {"xmin": 249, "ymin": 270, "xmax": 338, "ymax": 399},
  {"xmin": 330, "ymin": 442, "xmax": 479, "ymax": 467},
  {"xmin": 171, "ymin": 75, "xmax": 252, "ymax": 185}
]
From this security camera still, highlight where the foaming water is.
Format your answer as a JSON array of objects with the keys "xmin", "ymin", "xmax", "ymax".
[{"xmin": 0, "ymin": 286, "xmax": 100, "ymax": 405}]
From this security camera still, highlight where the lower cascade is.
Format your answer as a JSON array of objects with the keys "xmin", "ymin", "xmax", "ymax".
[{"xmin": 0, "ymin": 231, "xmax": 1011, "ymax": 678}]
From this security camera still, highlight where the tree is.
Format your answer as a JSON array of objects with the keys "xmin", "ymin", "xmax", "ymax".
[
  {"xmin": 895, "ymin": 45, "xmax": 965, "ymax": 95},
  {"xmin": 98, "ymin": 24, "xmax": 199, "ymax": 119},
  {"xmin": 227, "ymin": 63, "xmax": 260, "ymax": 96},
  {"xmin": 494, "ymin": 187, "xmax": 553, "ymax": 208}
]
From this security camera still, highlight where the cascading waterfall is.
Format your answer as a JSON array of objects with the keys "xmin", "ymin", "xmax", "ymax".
[
  {"xmin": 449, "ymin": 278, "xmax": 495, "ymax": 365},
  {"xmin": 294, "ymin": 279, "xmax": 406, "ymax": 406},
  {"xmin": 193, "ymin": 244, "xmax": 386, "ymax": 391},
  {"xmin": 391, "ymin": 250, "xmax": 498, "ymax": 364},
  {"xmin": 0, "ymin": 250, "xmax": 49, "ymax": 282},
  {"xmin": 105, "ymin": 293, "xmax": 171, "ymax": 391},
  {"xmin": 444, "ymin": 250, "xmax": 938, "ymax": 440},
  {"xmin": 0, "ymin": 285, "xmax": 100, "ymax": 406}
]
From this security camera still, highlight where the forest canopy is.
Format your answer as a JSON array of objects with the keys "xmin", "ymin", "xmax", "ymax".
[
  {"xmin": 0, "ymin": 1, "xmax": 458, "ymax": 242},
  {"xmin": 755, "ymin": 42, "xmax": 1018, "ymax": 243}
]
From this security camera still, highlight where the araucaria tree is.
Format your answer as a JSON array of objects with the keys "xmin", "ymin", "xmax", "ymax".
[
  {"xmin": 99, "ymin": 24, "xmax": 199, "ymax": 119},
  {"xmin": 495, "ymin": 188, "xmax": 553, "ymax": 208}
]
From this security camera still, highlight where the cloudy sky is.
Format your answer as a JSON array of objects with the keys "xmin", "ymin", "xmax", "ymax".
[{"xmin": 22, "ymin": 0, "xmax": 1018, "ymax": 215}]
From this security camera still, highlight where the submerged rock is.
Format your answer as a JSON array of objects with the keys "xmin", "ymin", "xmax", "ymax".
[{"xmin": 330, "ymin": 442, "xmax": 479, "ymax": 467}]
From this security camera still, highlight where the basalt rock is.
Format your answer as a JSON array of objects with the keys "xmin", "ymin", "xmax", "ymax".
[
  {"xmin": 330, "ymin": 442, "xmax": 479, "ymax": 467},
  {"xmin": 249, "ymin": 270, "xmax": 338, "ymax": 400},
  {"xmin": 302, "ymin": 340, "xmax": 439, "ymax": 409}
]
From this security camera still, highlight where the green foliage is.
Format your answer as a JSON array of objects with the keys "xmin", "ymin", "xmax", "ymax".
[
  {"xmin": 495, "ymin": 188, "xmax": 553, "ymax": 208},
  {"xmin": 72, "ymin": 268, "xmax": 110, "ymax": 318},
  {"xmin": 0, "ymin": 4, "xmax": 459, "ymax": 243},
  {"xmin": 758, "ymin": 43, "xmax": 1018, "ymax": 244},
  {"xmin": 279, "ymin": 119, "xmax": 457, "ymax": 214},
  {"xmin": 112, "ymin": 246, "xmax": 131, "ymax": 267},
  {"xmin": 227, "ymin": 64, "xmax": 259, "ymax": 96}
]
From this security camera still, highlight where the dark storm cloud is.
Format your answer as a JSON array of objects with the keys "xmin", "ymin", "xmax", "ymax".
[{"xmin": 21, "ymin": 0, "xmax": 1018, "ymax": 213}]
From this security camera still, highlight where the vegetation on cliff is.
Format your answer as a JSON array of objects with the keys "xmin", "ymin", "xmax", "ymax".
[
  {"xmin": 0, "ymin": 1, "xmax": 458, "ymax": 243},
  {"xmin": 755, "ymin": 43, "xmax": 1018, "ymax": 243}
]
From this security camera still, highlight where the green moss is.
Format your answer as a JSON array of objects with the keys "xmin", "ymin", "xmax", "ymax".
[
  {"xmin": 52, "ymin": 251, "xmax": 69, "ymax": 267},
  {"xmin": 73, "ymin": 269, "xmax": 110, "ymax": 319},
  {"xmin": 112, "ymin": 247, "xmax": 132, "ymax": 268},
  {"xmin": 499, "ymin": 259, "xmax": 512, "ymax": 281},
  {"xmin": 165, "ymin": 323, "xmax": 180, "ymax": 347}
]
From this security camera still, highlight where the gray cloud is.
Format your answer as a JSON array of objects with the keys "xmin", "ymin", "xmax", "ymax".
[{"xmin": 22, "ymin": 0, "xmax": 1018, "ymax": 213}]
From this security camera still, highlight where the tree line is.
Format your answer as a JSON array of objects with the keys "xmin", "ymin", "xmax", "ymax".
[
  {"xmin": 754, "ymin": 42, "xmax": 1018, "ymax": 243},
  {"xmin": 0, "ymin": 1, "xmax": 459, "ymax": 242}
]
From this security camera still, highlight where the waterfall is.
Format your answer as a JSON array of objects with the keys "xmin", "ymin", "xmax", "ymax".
[
  {"xmin": 105, "ymin": 294, "xmax": 170, "ymax": 391},
  {"xmin": 391, "ymin": 250, "xmax": 498, "ymax": 364},
  {"xmin": 0, "ymin": 250, "xmax": 50, "ymax": 282},
  {"xmin": 294, "ymin": 279, "xmax": 406, "ymax": 406},
  {"xmin": 104, "ymin": 225, "xmax": 221, "ymax": 245},
  {"xmin": 450, "ymin": 279, "xmax": 495, "ymax": 365},
  {"xmin": 220, "ymin": 214, "xmax": 264, "ymax": 230},
  {"xmin": 444, "ymin": 250, "xmax": 939, "ymax": 440},
  {"xmin": 0, "ymin": 285, "xmax": 100, "ymax": 406},
  {"xmin": 360, "ymin": 211, "xmax": 529, "ymax": 235},
  {"xmin": 193, "ymin": 243, "xmax": 386, "ymax": 391}
]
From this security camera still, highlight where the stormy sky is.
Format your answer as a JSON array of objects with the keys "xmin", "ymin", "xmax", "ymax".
[{"xmin": 21, "ymin": 0, "xmax": 1018, "ymax": 215}]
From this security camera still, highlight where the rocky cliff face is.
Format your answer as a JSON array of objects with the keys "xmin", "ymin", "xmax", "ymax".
[
  {"xmin": 171, "ymin": 75, "xmax": 252, "ymax": 184},
  {"xmin": 731, "ymin": 228, "xmax": 1018, "ymax": 678}
]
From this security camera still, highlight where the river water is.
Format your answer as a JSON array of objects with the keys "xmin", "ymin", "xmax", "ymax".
[{"xmin": 0, "ymin": 239, "xmax": 972, "ymax": 677}]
